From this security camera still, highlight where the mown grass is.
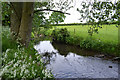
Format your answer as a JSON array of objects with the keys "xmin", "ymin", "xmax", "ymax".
[{"xmin": 54, "ymin": 24, "xmax": 118, "ymax": 44}]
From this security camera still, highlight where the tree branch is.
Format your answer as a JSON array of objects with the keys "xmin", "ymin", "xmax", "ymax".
[{"xmin": 34, "ymin": 9, "xmax": 70, "ymax": 15}]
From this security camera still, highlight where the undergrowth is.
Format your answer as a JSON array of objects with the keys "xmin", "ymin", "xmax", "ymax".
[{"xmin": 1, "ymin": 27, "xmax": 54, "ymax": 79}]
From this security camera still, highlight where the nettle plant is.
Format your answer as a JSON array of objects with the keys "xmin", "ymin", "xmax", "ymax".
[{"xmin": 77, "ymin": 0, "xmax": 120, "ymax": 36}]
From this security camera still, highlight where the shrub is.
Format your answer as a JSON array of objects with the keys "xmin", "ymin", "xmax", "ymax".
[
  {"xmin": 66, "ymin": 36, "xmax": 83, "ymax": 45},
  {"xmin": 79, "ymin": 38, "xmax": 119, "ymax": 55},
  {"xmin": 51, "ymin": 28, "xmax": 70, "ymax": 42}
]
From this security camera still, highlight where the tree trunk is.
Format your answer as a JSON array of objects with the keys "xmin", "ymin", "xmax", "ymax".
[
  {"xmin": 10, "ymin": 2, "xmax": 23, "ymax": 40},
  {"xmin": 18, "ymin": 2, "xmax": 34, "ymax": 47}
]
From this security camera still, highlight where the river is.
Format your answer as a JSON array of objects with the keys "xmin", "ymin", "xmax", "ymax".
[{"xmin": 34, "ymin": 41, "xmax": 118, "ymax": 78}]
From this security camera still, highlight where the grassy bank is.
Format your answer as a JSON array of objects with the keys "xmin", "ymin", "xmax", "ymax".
[
  {"xmin": 42, "ymin": 24, "xmax": 119, "ymax": 56},
  {"xmin": 1, "ymin": 27, "xmax": 53, "ymax": 79}
]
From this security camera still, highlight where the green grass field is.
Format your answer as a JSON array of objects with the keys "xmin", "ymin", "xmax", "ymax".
[{"xmin": 53, "ymin": 24, "xmax": 118, "ymax": 44}]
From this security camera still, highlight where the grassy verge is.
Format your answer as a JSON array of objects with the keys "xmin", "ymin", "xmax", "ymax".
[{"xmin": 1, "ymin": 27, "xmax": 54, "ymax": 79}]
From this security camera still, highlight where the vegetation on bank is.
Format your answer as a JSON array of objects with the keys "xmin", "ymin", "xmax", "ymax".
[
  {"xmin": 36, "ymin": 24, "xmax": 119, "ymax": 56},
  {"xmin": 1, "ymin": 27, "xmax": 53, "ymax": 79}
]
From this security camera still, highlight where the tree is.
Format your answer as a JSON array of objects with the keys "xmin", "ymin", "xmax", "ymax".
[
  {"xmin": 10, "ymin": 2, "xmax": 34, "ymax": 47},
  {"xmin": 2, "ymin": 1, "xmax": 72, "ymax": 47}
]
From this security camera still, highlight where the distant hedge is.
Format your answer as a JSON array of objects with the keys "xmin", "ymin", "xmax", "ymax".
[{"xmin": 51, "ymin": 22, "xmax": 118, "ymax": 26}]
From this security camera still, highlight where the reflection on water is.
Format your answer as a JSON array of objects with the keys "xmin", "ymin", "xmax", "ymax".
[
  {"xmin": 34, "ymin": 41, "xmax": 58, "ymax": 54},
  {"xmin": 34, "ymin": 41, "xmax": 118, "ymax": 78}
]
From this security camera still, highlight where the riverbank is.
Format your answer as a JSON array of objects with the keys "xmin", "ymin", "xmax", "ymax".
[
  {"xmin": 32, "ymin": 25, "xmax": 119, "ymax": 58},
  {"xmin": 52, "ymin": 41, "xmax": 119, "ymax": 61}
]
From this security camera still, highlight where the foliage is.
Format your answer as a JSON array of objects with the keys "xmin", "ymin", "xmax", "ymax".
[
  {"xmin": 33, "ymin": 1, "xmax": 73, "ymax": 28},
  {"xmin": 2, "ymin": 27, "xmax": 18, "ymax": 52},
  {"xmin": 78, "ymin": 38, "xmax": 119, "ymax": 56},
  {"xmin": 51, "ymin": 28, "xmax": 70, "ymax": 42},
  {"xmin": 33, "ymin": 11, "xmax": 51, "ymax": 28},
  {"xmin": 49, "ymin": 12, "xmax": 66, "ymax": 24},
  {"xmin": 54, "ymin": 33, "xmax": 119, "ymax": 56},
  {"xmin": 1, "ymin": 29, "xmax": 54, "ymax": 79},
  {"xmin": 1, "ymin": 48, "xmax": 53, "ymax": 79},
  {"xmin": 2, "ymin": 2, "xmax": 10, "ymax": 26},
  {"xmin": 77, "ymin": 0, "xmax": 120, "ymax": 36},
  {"xmin": 2, "ymin": 1, "xmax": 73, "ymax": 28},
  {"xmin": 31, "ymin": 27, "xmax": 52, "ymax": 43},
  {"xmin": 66, "ymin": 35, "xmax": 83, "ymax": 45},
  {"xmin": 33, "ymin": 2, "xmax": 51, "ymax": 28},
  {"xmin": 87, "ymin": 24, "xmax": 99, "ymax": 36}
]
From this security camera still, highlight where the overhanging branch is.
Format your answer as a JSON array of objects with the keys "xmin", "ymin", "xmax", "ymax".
[{"xmin": 34, "ymin": 9, "xmax": 70, "ymax": 15}]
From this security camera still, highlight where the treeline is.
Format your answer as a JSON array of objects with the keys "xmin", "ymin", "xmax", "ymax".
[{"xmin": 52, "ymin": 21, "xmax": 118, "ymax": 26}]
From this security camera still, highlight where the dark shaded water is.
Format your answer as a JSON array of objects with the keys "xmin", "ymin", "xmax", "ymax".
[{"xmin": 34, "ymin": 41, "xmax": 118, "ymax": 78}]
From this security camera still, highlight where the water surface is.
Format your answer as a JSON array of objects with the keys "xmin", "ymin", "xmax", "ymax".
[{"xmin": 34, "ymin": 41, "xmax": 118, "ymax": 78}]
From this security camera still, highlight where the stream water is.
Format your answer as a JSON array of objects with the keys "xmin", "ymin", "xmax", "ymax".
[{"xmin": 34, "ymin": 41, "xmax": 118, "ymax": 78}]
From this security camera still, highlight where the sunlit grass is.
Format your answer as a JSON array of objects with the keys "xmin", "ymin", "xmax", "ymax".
[{"xmin": 55, "ymin": 24, "xmax": 118, "ymax": 44}]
